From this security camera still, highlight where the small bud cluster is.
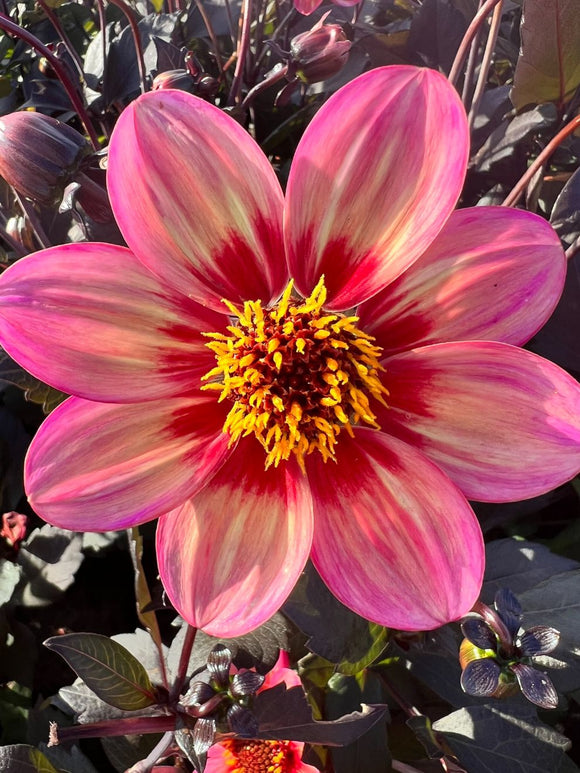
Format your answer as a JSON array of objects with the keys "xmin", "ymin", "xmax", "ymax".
[{"xmin": 459, "ymin": 588, "xmax": 560, "ymax": 709}]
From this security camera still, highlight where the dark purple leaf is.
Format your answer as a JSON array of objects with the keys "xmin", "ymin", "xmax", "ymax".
[
  {"xmin": 517, "ymin": 626, "xmax": 560, "ymax": 656},
  {"xmin": 461, "ymin": 618, "xmax": 498, "ymax": 651},
  {"xmin": 227, "ymin": 704, "xmax": 259, "ymax": 737},
  {"xmin": 406, "ymin": 0, "xmax": 467, "ymax": 74},
  {"xmin": 460, "ymin": 659, "xmax": 501, "ymax": 698},
  {"xmin": 511, "ymin": 663, "xmax": 559, "ymax": 709},
  {"xmin": 551, "ymin": 167, "xmax": 580, "ymax": 247},
  {"xmin": 254, "ymin": 682, "xmax": 387, "ymax": 746}
]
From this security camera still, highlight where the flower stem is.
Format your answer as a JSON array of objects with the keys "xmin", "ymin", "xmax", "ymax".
[
  {"xmin": 128, "ymin": 730, "xmax": 175, "ymax": 772},
  {"xmin": 228, "ymin": 0, "xmax": 253, "ymax": 105},
  {"xmin": 0, "ymin": 13, "xmax": 100, "ymax": 149},
  {"xmin": 48, "ymin": 714, "xmax": 176, "ymax": 746},
  {"xmin": 502, "ymin": 114, "xmax": 580, "ymax": 207},
  {"xmin": 467, "ymin": 0, "xmax": 504, "ymax": 130},
  {"xmin": 35, "ymin": 0, "xmax": 85, "ymax": 78},
  {"xmin": 461, "ymin": 0, "xmax": 485, "ymax": 109},
  {"xmin": 170, "ymin": 625, "xmax": 197, "ymax": 701},
  {"xmin": 448, "ymin": 0, "xmax": 505, "ymax": 89}
]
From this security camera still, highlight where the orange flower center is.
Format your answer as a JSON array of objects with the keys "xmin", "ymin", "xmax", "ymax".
[
  {"xmin": 221, "ymin": 738, "xmax": 300, "ymax": 772},
  {"xmin": 202, "ymin": 277, "xmax": 388, "ymax": 472}
]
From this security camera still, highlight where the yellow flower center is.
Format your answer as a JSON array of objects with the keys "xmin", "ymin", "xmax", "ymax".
[
  {"xmin": 220, "ymin": 739, "xmax": 299, "ymax": 772},
  {"xmin": 202, "ymin": 277, "xmax": 388, "ymax": 472}
]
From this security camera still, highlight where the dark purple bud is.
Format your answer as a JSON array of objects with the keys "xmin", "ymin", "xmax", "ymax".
[
  {"xmin": 510, "ymin": 663, "xmax": 559, "ymax": 709},
  {"xmin": 207, "ymin": 644, "xmax": 232, "ymax": 688},
  {"xmin": 230, "ymin": 670, "xmax": 265, "ymax": 698},
  {"xmin": 227, "ymin": 703, "xmax": 259, "ymax": 737},
  {"xmin": 0, "ymin": 111, "xmax": 89, "ymax": 206},
  {"xmin": 517, "ymin": 626, "xmax": 560, "ymax": 657},
  {"xmin": 152, "ymin": 69, "xmax": 197, "ymax": 93},
  {"xmin": 290, "ymin": 13, "xmax": 351, "ymax": 85},
  {"xmin": 461, "ymin": 617, "xmax": 498, "ymax": 651},
  {"xmin": 181, "ymin": 680, "xmax": 215, "ymax": 707},
  {"xmin": 460, "ymin": 658, "xmax": 501, "ymax": 698},
  {"xmin": 192, "ymin": 716, "xmax": 216, "ymax": 756},
  {"xmin": 494, "ymin": 588, "xmax": 523, "ymax": 637}
]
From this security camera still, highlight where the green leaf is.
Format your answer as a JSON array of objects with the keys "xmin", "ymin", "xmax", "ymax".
[
  {"xmin": 433, "ymin": 704, "xmax": 578, "ymax": 773},
  {"xmin": 511, "ymin": 0, "xmax": 580, "ymax": 109},
  {"xmin": 0, "ymin": 745, "xmax": 59, "ymax": 773},
  {"xmin": 44, "ymin": 633, "xmax": 156, "ymax": 711}
]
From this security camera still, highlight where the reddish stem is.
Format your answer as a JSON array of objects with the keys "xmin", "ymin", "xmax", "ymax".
[
  {"xmin": 448, "ymin": 0, "xmax": 505, "ymax": 88},
  {"xmin": 49, "ymin": 714, "xmax": 176, "ymax": 746},
  {"xmin": 502, "ymin": 114, "xmax": 580, "ymax": 207},
  {"xmin": 0, "ymin": 12, "xmax": 100, "ymax": 149},
  {"xmin": 228, "ymin": 0, "xmax": 253, "ymax": 105},
  {"xmin": 170, "ymin": 625, "xmax": 197, "ymax": 702}
]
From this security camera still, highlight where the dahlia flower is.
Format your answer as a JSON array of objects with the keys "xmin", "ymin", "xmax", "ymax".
[
  {"xmin": 205, "ymin": 651, "xmax": 319, "ymax": 773},
  {"xmin": 0, "ymin": 66, "xmax": 579, "ymax": 638}
]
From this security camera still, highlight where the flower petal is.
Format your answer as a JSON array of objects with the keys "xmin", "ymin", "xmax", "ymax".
[
  {"xmin": 379, "ymin": 342, "xmax": 580, "ymax": 502},
  {"xmin": 108, "ymin": 90, "xmax": 287, "ymax": 312},
  {"xmin": 0, "ymin": 243, "xmax": 222, "ymax": 402},
  {"xmin": 156, "ymin": 438, "xmax": 313, "ymax": 637},
  {"xmin": 285, "ymin": 65, "xmax": 468, "ymax": 309},
  {"xmin": 25, "ymin": 394, "xmax": 230, "ymax": 531},
  {"xmin": 261, "ymin": 651, "xmax": 302, "ymax": 691},
  {"xmin": 308, "ymin": 428, "xmax": 484, "ymax": 631},
  {"xmin": 460, "ymin": 658, "xmax": 501, "ymax": 698},
  {"xmin": 510, "ymin": 663, "xmax": 558, "ymax": 709},
  {"xmin": 294, "ymin": 0, "xmax": 323, "ymax": 13},
  {"xmin": 359, "ymin": 207, "xmax": 566, "ymax": 354}
]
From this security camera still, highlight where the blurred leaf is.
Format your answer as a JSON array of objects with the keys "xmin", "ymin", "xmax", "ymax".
[
  {"xmin": 406, "ymin": 0, "xmax": 467, "ymax": 74},
  {"xmin": 15, "ymin": 525, "xmax": 84, "ymax": 607},
  {"xmin": 0, "ymin": 351, "xmax": 67, "ymax": 413},
  {"xmin": 101, "ymin": 733, "xmax": 162, "ymax": 773},
  {"xmin": 129, "ymin": 528, "xmax": 163, "ymax": 652},
  {"xmin": 0, "ymin": 683, "xmax": 31, "ymax": 745},
  {"xmin": 511, "ymin": 0, "xmax": 580, "ymax": 109},
  {"xmin": 517, "ymin": 569, "xmax": 580, "ymax": 694},
  {"xmin": 551, "ymin": 167, "xmax": 580, "ymax": 247},
  {"xmin": 44, "ymin": 632, "xmax": 157, "ymax": 711},
  {"xmin": 483, "ymin": 538, "xmax": 579, "ymax": 599},
  {"xmin": 528, "ymin": 253, "xmax": 580, "ymax": 375},
  {"xmin": 38, "ymin": 744, "xmax": 100, "ymax": 773},
  {"xmin": 0, "ymin": 559, "xmax": 21, "ymax": 606},
  {"xmin": 168, "ymin": 612, "xmax": 298, "ymax": 679},
  {"xmin": 326, "ymin": 672, "xmax": 391, "ymax": 772},
  {"xmin": 471, "ymin": 103, "xmax": 557, "ymax": 175},
  {"xmin": 284, "ymin": 562, "xmax": 389, "ymax": 671},
  {"xmin": 254, "ymin": 681, "xmax": 388, "ymax": 745},
  {"xmin": 433, "ymin": 704, "xmax": 578, "ymax": 773},
  {"xmin": 0, "ymin": 745, "xmax": 59, "ymax": 773}
]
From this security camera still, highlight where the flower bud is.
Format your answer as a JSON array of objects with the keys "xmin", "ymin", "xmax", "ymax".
[
  {"xmin": 152, "ymin": 69, "xmax": 197, "ymax": 93},
  {"xmin": 0, "ymin": 111, "xmax": 90, "ymax": 206},
  {"xmin": 0, "ymin": 511, "xmax": 27, "ymax": 550},
  {"xmin": 290, "ymin": 13, "xmax": 351, "ymax": 84}
]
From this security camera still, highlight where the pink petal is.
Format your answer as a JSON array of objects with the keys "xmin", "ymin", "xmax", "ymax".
[
  {"xmin": 294, "ymin": 0, "xmax": 323, "ymax": 13},
  {"xmin": 0, "ymin": 243, "xmax": 222, "ymax": 402},
  {"xmin": 308, "ymin": 428, "xmax": 484, "ymax": 630},
  {"xmin": 156, "ymin": 438, "xmax": 313, "ymax": 637},
  {"xmin": 285, "ymin": 65, "xmax": 468, "ymax": 310},
  {"xmin": 260, "ymin": 651, "xmax": 302, "ymax": 691},
  {"xmin": 379, "ymin": 342, "xmax": 580, "ymax": 501},
  {"xmin": 359, "ymin": 207, "xmax": 566, "ymax": 355},
  {"xmin": 108, "ymin": 90, "xmax": 288, "ymax": 312},
  {"xmin": 25, "ymin": 394, "xmax": 230, "ymax": 531}
]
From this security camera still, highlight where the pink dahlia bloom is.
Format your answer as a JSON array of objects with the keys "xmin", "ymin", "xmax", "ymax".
[
  {"xmin": 206, "ymin": 651, "xmax": 319, "ymax": 773},
  {"xmin": 0, "ymin": 66, "xmax": 579, "ymax": 637}
]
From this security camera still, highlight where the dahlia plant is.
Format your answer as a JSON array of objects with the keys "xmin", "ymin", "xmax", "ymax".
[{"xmin": 1, "ymin": 65, "xmax": 579, "ymax": 643}]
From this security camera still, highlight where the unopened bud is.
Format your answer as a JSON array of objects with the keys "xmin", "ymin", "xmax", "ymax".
[
  {"xmin": 290, "ymin": 13, "xmax": 350, "ymax": 84},
  {"xmin": 0, "ymin": 111, "xmax": 90, "ymax": 206},
  {"xmin": 152, "ymin": 69, "xmax": 197, "ymax": 93}
]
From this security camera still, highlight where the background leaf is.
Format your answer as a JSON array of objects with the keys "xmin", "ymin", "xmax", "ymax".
[
  {"xmin": 44, "ymin": 632, "xmax": 156, "ymax": 711},
  {"xmin": 0, "ymin": 745, "xmax": 59, "ymax": 773},
  {"xmin": 433, "ymin": 704, "xmax": 578, "ymax": 773},
  {"xmin": 511, "ymin": 0, "xmax": 580, "ymax": 109}
]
